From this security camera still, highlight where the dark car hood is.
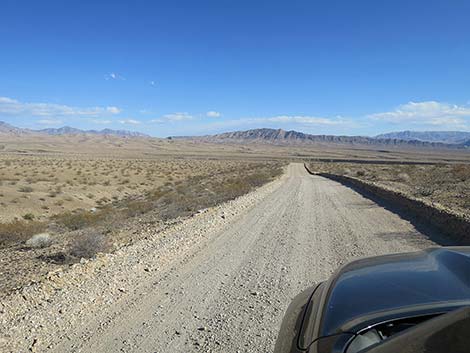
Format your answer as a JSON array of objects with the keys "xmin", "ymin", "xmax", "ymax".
[{"xmin": 320, "ymin": 247, "xmax": 470, "ymax": 336}]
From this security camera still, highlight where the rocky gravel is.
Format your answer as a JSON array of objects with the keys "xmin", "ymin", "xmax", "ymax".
[{"xmin": 0, "ymin": 163, "xmax": 441, "ymax": 353}]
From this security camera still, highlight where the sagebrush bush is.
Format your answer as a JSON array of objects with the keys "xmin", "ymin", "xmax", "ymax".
[
  {"xmin": 70, "ymin": 230, "xmax": 111, "ymax": 258},
  {"xmin": 0, "ymin": 220, "xmax": 47, "ymax": 247},
  {"xmin": 452, "ymin": 164, "xmax": 470, "ymax": 181},
  {"xmin": 124, "ymin": 200, "xmax": 155, "ymax": 217},
  {"xmin": 54, "ymin": 209, "xmax": 111, "ymax": 230},
  {"xmin": 22, "ymin": 213, "xmax": 35, "ymax": 220},
  {"xmin": 26, "ymin": 233, "xmax": 53, "ymax": 248},
  {"xmin": 397, "ymin": 172, "xmax": 411, "ymax": 182},
  {"xmin": 18, "ymin": 186, "xmax": 34, "ymax": 193}
]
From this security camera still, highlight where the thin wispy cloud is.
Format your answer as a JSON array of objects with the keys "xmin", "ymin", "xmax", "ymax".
[
  {"xmin": 151, "ymin": 111, "xmax": 220, "ymax": 123},
  {"xmin": 368, "ymin": 101, "xmax": 470, "ymax": 129},
  {"xmin": 4, "ymin": 94, "xmax": 469, "ymax": 136},
  {"xmin": 0, "ymin": 96, "xmax": 121, "ymax": 118},
  {"xmin": 151, "ymin": 120, "xmax": 164, "ymax": 124},
  {"xmin": 37, "ymin": 119, "xmax": 63, "ymax": 125},
  {"xmin": 106, "ymin": 106, "xmax": 121, "ymax": 114},
  {"xmin": 206, "ymin": 111, "xmax": 221, "ymax": 118},
  {"xmin": 105, "ymin": 72, "xmax": 125, "ymax": 81},
  {"xmin": 263, "ymin": 115, "xmax": 347, "ymax": 125},
  {"xmin": 119, "ymin": 119, "xmax": 141, "ymax": 125},
  {"xmin": 188, "ymin": 115, "xmax": 353, "ymax": 134},
  {"xmin": 88, "ymin": 119, "xmax": 112, "ymax": 125},
  {"xmin": 160, "ymin": 112, "xmax": 194, "ymax": 121}
]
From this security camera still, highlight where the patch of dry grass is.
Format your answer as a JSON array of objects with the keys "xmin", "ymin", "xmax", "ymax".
[{"xmin": 0, "ymin": 220, "xmax": 47, "ymax": 247}]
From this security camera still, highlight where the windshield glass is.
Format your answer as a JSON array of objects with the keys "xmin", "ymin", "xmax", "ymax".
[{"xmin": 322, "ymin": 249, "xmax": 470, "ymax": 335}]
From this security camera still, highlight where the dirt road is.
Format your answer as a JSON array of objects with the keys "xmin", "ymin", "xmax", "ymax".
[{"xmin": 42, "ymin": 163, "xmax": 439, "ymax": 352}]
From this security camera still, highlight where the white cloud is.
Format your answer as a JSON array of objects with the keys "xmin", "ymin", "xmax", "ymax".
[
  {"xmin": 161, "ymin": 112, "xmax": 193, "ymax": 121},
  {"xmin": 368, "ymin": 101, "xmax": 470, "ymax": 128},
  {"xmin": 0, "ymin": 97, "xmax": 17, "ymax": 104},
  {"xmin": 106, "ymin": 106, "xmax": 121, "ymax": 114},
  {"xmin": 37, "ymin": 119, "xmax": 63, "ymax": 125},
  {"xmin": 105, "ymin": 72, "xmax": 125, "ymax": 81},
  {"xmin": 147, "ymin": 109, "xmax": 348, "ymax": 130},
  {"xmin": 150, "ymin": 112, "xmax": 193, "ymax": 124},
  {"xmin": 263, "ymin": 115, "xmax": 346, "ymax": 125},
  {"xmin": 0, "ymin": 96, "xmax": 121, "ymax": 118},
  {"xmin": 150, "ymin": 112, "xmax": 351, "ymax": 132},
  {"xmin": 89, "ymin": 119, "xmax": 112, "ymax": 125},
  {"xmin": 206, "ymin": 111, "xmax": 221, "ymax": 118},
  {"xmin": 150, "ymin": 119, "xmax": 165, "ymax": 124},
  {"xmin": 191, "ymin": 115, "xmax": 353, "ymax": 133},
  {"xmin": 119, "ymin": 119, "xmax": 141, "ymax": 125}
]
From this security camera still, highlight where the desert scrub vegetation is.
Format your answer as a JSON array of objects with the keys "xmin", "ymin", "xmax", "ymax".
[
  {"xmin": 0, "ymin": 157, "xmax": 284, "ymax": 297},
  {"xmin": 0, "ymin": 156, "xmax": 284, "ymax": 245},
  {"xmin": 52, "ymin": 207, "xmax": 114, "ymax": 230},
  {"xmin": 52, "ymin": 161, "xmax": 284, "ymax": 230},
  {"xmin": 18, "ymin": 186, "xmax": 34, "ymax": 193},
  {"xmin": 309, "ymin": 162, "xmax": 470, "ymax": 216},
  {"xmin": 70, "ymin": 230, "xmax": 111, "ymax": 258},
  {"xmin": 25, "ymin": 233, "xmax": 53, "ymax": 249},
  {"xmin": 0, "ymin": 156, "xmax": 282, "ymax": 223},
  {"xmin": 0, "ymin": 219, "xmax": 47, "ymax": 247}
]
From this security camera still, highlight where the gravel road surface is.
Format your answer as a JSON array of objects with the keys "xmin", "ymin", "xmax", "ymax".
[{"xmin": 4, "ymin": 163, "xmax": 440, "ymax": 352}]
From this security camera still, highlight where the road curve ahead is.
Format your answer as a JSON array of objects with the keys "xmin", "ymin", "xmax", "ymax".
[{"xmin": 52, "ymin": 163, "xmax": 439, "ymax": 353}]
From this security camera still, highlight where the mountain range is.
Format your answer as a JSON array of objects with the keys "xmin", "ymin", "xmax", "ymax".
[
  {"xmin": 1, "ymin": 121, "xmax": 469, "ymax": 149},
  {"xmin": 38, "ymin": 126, "xmax": 149, "ymax": 137},
  {"xmin": 375, "ymin": 131, "xmax": 470, "ymax": 144},
  {"xmin": 0, "ymin": 121, "xmax": 149, "ymax": 138},
  {"xmin": 183, "ymin": 128, "xmax": 469, "ymax": 149}
]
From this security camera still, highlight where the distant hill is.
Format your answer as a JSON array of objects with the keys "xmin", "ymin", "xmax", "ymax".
[
  {"xmin": 0, "ymin": 121, "xmax": 149, "ymax": 138},
  {"xmin": 184, "ymin": 128, "xmax": 465, "ymax": 149},
  {"xmin": 2, "ymin": 121, "xmax": 468, "ymax": 150},
  {"xmin": 38, "ymin": 126, "xmax": 150, "ymax": 138},
  {"xmin": 0, "ymin": 121, "xmax": 31, "ymax": 135},
  {"xmin": 38, "ymin": 126, "xmax": 85, "ymax": 135},
  {"xmin": 375, "ymin": 131, "xmax": 470, "ymax": 144}
]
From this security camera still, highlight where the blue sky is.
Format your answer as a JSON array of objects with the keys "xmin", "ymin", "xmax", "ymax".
[{"xmin": 1, "ymin": 0, "xmax": 470, "ymax": 137}]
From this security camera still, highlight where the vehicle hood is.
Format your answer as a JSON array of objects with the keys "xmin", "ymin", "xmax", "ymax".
[{"xmin": 320, "ymin": 247, "xmax": 470, "ymax": 336}]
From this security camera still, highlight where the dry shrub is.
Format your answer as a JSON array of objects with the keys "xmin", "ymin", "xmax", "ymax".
[
  {"xmin": 18, "ymin": 186, "xmax": 34, "ymax": 193},
  {"xmin": 70, "ymin": 230, "xmax": 111, "ymax": 258},
  {"xmin": 124, "ymin": 200, "xmax": 155, "ymax": 217},
  {"xmin": 415, "ymin": 186, "xmax": 434, "ymax": 197},
  {"xmin": 452, "ymin": 164, "xmax": 470, "ymax": 181},
  {"xmin": 54, "ymin": 208, "xmax": 113, "ymax": 230},
  {"xmin": 342, "ymin": 168, "xmax": 352, "ymax": 176},
  {"xmin": 26, "ymin": 233, "xmax": 53, "ymax": 248},
  {"xmin": 22, "ymin": 213, "xmax": 35, "ymax": 220},
  {"xmin": 397, "ymin": 172, "xmax": 411, "ymax": 182},
  {"xmin": 155, "ymin": 164, "xmax": 283, "ymax": 220},
  {"xmin": 0, "ymin": 220, "xmax": 47, "ymax": 247}
]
